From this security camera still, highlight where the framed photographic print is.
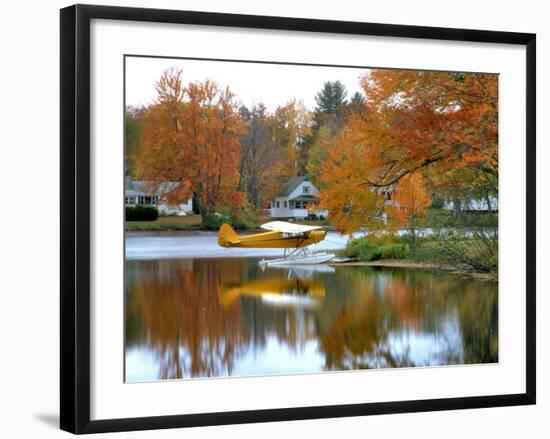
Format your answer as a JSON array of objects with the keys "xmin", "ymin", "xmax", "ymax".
[{"xmin": 60, "ymin": 4, "xmax": 536, "ymax": 434}]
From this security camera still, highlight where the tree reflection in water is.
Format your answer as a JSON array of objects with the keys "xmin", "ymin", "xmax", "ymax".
[
  {"xmin": 125, "ymin": 259, "xmax": 498, "ymax": 380},
  {"xmin": 125, "ymin": 258, "xmax": 248, "ymax": 379}
]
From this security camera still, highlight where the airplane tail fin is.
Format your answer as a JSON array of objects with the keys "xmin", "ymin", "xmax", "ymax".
[{"xmin": 218, "ymin": 223, "xmax": 241, "ymax": 247}]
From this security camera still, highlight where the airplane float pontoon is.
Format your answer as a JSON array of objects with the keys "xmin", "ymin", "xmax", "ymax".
[{"xmin": 217, "ymin": 221, "xmax": 335, "ymax": 266}]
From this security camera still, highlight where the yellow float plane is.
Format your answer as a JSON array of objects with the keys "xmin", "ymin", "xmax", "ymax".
[{"xmin": 217, "ymin": 221, "xmax": 335, "ymax": 266}]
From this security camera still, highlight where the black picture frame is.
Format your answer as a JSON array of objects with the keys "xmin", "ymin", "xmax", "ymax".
[{"xmin": 60, "ymin": 4, "xmax": 536, "ymax": 434}]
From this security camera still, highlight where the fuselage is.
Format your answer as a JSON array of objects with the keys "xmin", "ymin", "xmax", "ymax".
[{"xmin": 222, "ymin": 229, "xmax": 327, "ymax": 248}]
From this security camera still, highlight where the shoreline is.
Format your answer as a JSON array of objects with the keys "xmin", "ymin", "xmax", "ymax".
[
  {"xmin": 124, "ymin": 225, "xmax": 336, "ymax": 232},
  {"xmin": 329, "ymin": 259, "xmax": 498, "ymax": 282},
  {"xmin": 125, "ymin": 228, "xmax": 497, "ymax": 282},
  {"xmin": 125, "ymin": 216, "xmax": 335, "ymax": 232}
]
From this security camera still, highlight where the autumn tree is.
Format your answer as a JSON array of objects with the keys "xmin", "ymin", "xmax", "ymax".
[
  {"xmin": 303, "ymin": 82, "xmax": 354, "ymax": 184},
  {"xmin": 306, "ymin": 88, "xmax": 367, "ymax": 187},
  {"xmin": 319, "ymin": 126, "xmax": 390, "ymax": 234},
  {"xmin": 387, "ymin": 172, "xmax": 431, "ymax": 254},
  {"xmin": 306, "ymin": 125, "xmax": 333, "ymax": 187},
  {"xmin": 133, "ymin": 68, "xmax": 244, "ymax": 216},
  {"xmin": 270, "ymin": 99, "xmax": 312, "ymax": 178},
  {"xmin": 124, "ymin": 106, "xmax": 145, "ymax": 175},
  {"xmin": 357, "ymin": 70, "xmax": 498, "ymax": 193},
  {"xmin": 318, "ymin": 69, "xmax": 498, "ymax": 235},
  {"xmin": 237, "ymin": 104, "xmax": 279, "ymax": 208},
  {"xmin": 347, "ymin": 91, "xmax": 366, "ymax": 115}
]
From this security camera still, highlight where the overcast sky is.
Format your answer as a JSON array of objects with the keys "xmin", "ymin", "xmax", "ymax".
[{"xmin": 125, "ymin": 56, "xmax": 369, "ymax": 112}]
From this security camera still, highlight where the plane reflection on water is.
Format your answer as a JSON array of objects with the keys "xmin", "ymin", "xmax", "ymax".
[
  {"xmin": 219, "ymin": 277, "xmax": 326, "ymax": 308},
  {"xmin": 125, "ymin": 257, "xmax": 498, "ymax": 382}
]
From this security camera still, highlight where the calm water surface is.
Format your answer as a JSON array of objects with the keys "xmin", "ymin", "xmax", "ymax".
[{"xmin": 125, "ymin": 232, "xmax": 498, "ymax": 382}]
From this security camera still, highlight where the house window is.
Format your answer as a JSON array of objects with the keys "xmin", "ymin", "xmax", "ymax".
[
  {"xmin": 289, "ymin": 201, "xmax": 294, "ymax": 209},
  {"xmin": 136, "ymin": 195, "xmax": 156, "ymax": 205},
  {"xmin": 302, "ymin": 185, "xmax": 310, "ymax": 194},
  {"xmin": 276, "ymin": 201, "xmax": 280, "ymax": 208},
  {"xmin": 284, "ymin": 201, "xmax": 287, "ymax": 208},
  {"xmin": 295, "ymin": 201, "xmax": 304, "ymax": 209}
]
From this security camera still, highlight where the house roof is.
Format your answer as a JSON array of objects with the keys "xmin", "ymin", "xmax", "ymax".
[
  {"xmin": 125, "ymin": 177, "xmax": 179, "ymax": 196},
  {"xmin": 125, "ymin": 178, "xmax": 158, "ymax": 196},
  {"xmin": 277, "ymin": 176, "xmax": 308, "ymax": 196}
]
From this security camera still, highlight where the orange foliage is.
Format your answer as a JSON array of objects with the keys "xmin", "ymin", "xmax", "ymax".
[
  {"xmin": 387, "ymin": 172, "xmax": 431, "ymax": 227},
  {"xmin": 359, "ymin": 70, "xmax": 498, "ymax": 188},
  {"xmin": 318, "ymin": 126, "xmax": 388, "ymax": 233},
  {"xmin": 134, "ymin": 68, "xmax": 244, "ymax": 215},
  {"xmin": 318, "ymin": 69, "xmax": 498, "ymax": 233}
]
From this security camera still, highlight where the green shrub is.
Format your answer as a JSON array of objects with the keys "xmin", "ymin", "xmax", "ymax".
[
  {"xmin": 231, "ymin": 205, "xmax": 258, "ymax": 230},
  {"xmin": 358, "ymin": 245, "xmax": 382, "ymax": 261},
  {"xmin": 203, "ymin": 212, "xmax": 232, "ymax": 230},
  {"xmin": 125, "ymin": 205, "xmax": 159, "ymax": 221},
  {"xmin": 341, "ymin": 237, "xmax": 369, "ymax": 258},
  {"xmin": 379, "ymin": 243, "xmax": 409, "ymax": 259},
  {"xmin": 342, "ymin": 237, "xmax": 410, "ymax": 261}
]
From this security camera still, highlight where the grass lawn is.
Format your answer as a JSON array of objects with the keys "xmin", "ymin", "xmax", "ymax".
[{"xmin": 125, "ymin": 214, "xmax": 203, "ymax": 231}]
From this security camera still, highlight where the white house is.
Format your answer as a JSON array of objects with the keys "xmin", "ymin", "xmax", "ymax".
[
  {"xmin": 125, "ymin": 178, "xmax": 193, "ymax": 215},
  {"xmin": 270, "ymin": 176, "xmax": 328, "ymax": 219}
]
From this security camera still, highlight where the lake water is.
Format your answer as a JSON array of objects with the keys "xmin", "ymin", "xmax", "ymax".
[{"xmin": 125, "ymin": 232, "xmax": 498, "ymax": 382}]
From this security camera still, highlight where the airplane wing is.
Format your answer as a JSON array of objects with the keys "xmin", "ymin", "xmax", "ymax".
[{"xmin": 260, "ymin": 221, "xmax": 323, "ymax": 234}]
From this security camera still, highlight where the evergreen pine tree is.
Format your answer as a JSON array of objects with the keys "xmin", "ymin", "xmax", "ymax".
[{"xmin": 315, "ymin": 80, "xmax": 348, "ymax": 114}]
